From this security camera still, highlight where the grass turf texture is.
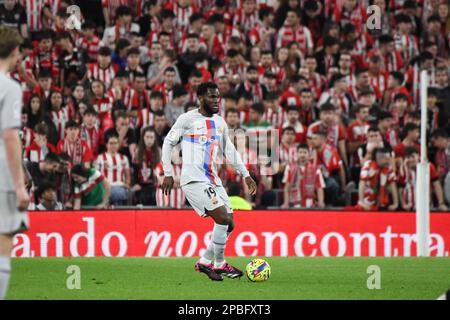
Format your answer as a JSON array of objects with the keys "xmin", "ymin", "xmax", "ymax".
[{"xmin": 7, "ymin": 257, "xmax": 450, "ymax": 300}]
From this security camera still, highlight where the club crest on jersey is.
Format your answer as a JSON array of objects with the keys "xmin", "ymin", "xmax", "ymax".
[{"xmin": 199, "ymin": 135, "xmax": 208, "ymax": 144}]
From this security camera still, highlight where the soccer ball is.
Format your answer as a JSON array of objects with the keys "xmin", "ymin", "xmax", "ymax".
[{"xmin": 245, "ymin": 258, "xmax": 271, "ymax": 282}]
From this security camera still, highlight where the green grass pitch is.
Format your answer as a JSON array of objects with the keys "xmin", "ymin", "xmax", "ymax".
[{"xmin": 7, "ymin": 257, "xmax": 450, "ymax": 300}]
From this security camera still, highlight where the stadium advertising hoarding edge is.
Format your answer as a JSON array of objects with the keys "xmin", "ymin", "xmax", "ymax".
[{"xmin": 12, "ymin": 210, "xmax": 450, "ymax": 258}]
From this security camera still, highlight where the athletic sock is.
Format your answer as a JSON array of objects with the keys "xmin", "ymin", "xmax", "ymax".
[
  {"xmin": 212, "ymin": 223, "xmax": 228, "ymax": 268},
  {"xmin": 0, "ymin": 256, "xmax": 11, "ymax": 300},
  {"xmin": 199, "ymin": 241, "xmax": 214, "ymax": 265}
]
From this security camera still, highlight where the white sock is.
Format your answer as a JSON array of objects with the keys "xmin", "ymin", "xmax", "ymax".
[
  {"xmin": 212, "ymin": 223, "xmax": 228, "ymax": 268},
  {"xmin": 0, "ymin": 256, "xmax": 11, "ymax": 300},
  {"xmin": 200, "ymin": 241, "xmax": 214, "ymax": 265}
]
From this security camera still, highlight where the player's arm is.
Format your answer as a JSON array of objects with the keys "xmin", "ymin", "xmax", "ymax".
[
  {"xmin": 222, "ymin": 126, "xmax": 256, "ymax": 195},
  {"xmin": 161, "ymin": 114, "xmax": 185, "ymax": 195},
  {"xmin": 98, "ymin": 177, "xmax": 111, "ymax": 209},
  {"xmin": 388, "ymin": 182, "xmax": 399, "ymax": 211},
  {"xmin": 73, "ymin": 197, "xmax": 81, "ymax": 210},
  {"xmin": 432, "ymin": 180, "xmax": 448, "ymax": 211},
  {"xmin": 282, "ymin": 181, "xmax": 290, "ymax": 209},
  {"xmin": 2, "ymin": 84, "xmax": 29, "ymax": 211},
  {"xmin": 317, "ymin": 187, "xmax": 325, "ymax": 208},
  {"xmin": 338, "ymin": 139, "xmax": 348, "ymax": 167}
]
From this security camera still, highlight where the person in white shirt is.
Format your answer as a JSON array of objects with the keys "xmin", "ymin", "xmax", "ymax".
[{"xmin": 161, "ymin": 82, "xmax": 257, "ymax": 281}]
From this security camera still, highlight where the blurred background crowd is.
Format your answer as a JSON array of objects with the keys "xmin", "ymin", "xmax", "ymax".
[{"xmin": 1, "ymin": 0, "xmax": 449, "ymax": 211}]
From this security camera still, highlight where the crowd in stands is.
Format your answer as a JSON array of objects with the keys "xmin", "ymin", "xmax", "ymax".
[{"xmin": 1, "ymin": 0, "xmax": 450, "ymax": 211}]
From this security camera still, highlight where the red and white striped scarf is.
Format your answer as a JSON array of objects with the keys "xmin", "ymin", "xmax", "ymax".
[{"xmin": 61, "ymin": 138, "xmax": 85, "ymax": 165}]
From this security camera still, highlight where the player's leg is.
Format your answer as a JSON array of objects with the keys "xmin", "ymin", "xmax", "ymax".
[
  {"xmin": 0, "ymin": 234, "xmax": 13, "ymax": 300},
  {"xmin": 182, "ymin": 183, "xmax": 223, "ymax": 281},
  {"xmin": 207, "ymin": 207, "xmax": 243, "ymax": 278},
  {"xmin": 204, "ymin": 205, "xmax": 230, "ymax": 268},
  {"xmin": 0, "ymin": 192, "xmax": 29, "ymax": 299}
]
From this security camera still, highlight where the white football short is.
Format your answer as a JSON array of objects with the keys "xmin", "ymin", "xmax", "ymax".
[
  {"xmin": 0, "ymin": 191, "xmax": 29, "ymax": 235},
  {"xmin": 182, "ymin": 182, "xmax": 232, "ymax": 217}
]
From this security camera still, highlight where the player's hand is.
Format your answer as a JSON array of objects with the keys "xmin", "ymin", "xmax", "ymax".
[
  {"xmin": 161, "ymin": 176, "xmax": 174, "ymax": 196},
  {"xmin": 16, "ymin": 186, "xmax": 30, "ymax": 211},
  {"xmin": 245, "ymin": 176, "xmax": 257, "ymax": 196}
]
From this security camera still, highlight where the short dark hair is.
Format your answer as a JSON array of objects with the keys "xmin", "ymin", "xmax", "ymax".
[
  {"xmin": 127, "ymin": 47, "xmax": 140, "ymax": 56},
  {"xmin": 84, "ymin": 107, "xmax": 98, "ymax": 117},
  {"xmin": 44, "ymin": 152, "xmax": 60, "ymax": 164},
  {"xmin": 282, "ymin": 126, "xmax": 296, "ymax": 135},
  {"xmin": 431, "ymin": 129, "xmax": 448, "ymax": 140},
  {"xmin": 153, "ymin": 109, "xmax": 166, "ymax": 118},
  {"xmin": 372, "ymin": 147, "xmax": 391, "ymax": 160},
  {"xmin": 116, "ymin": 5, "xmax": 132, "ymax": 17},
  {"xmin": 225, "ymin": 108, "xmax": 239, "ymax": 117},
  {"xmin": 320, "ymin": 102, "xmax": 335, "ymax": 112},
  {"xmin": 105, "ymin": 132, "xmax": 119, "ymax": 144},
  {"xmin": 390, "ymin": 71, "xmax": 404, "ymax": 84},
  {"xmin": 197, "ymin": 82, "xmax": 219, "ymax": 96},
  {"xmin": 71, "ymin": 164, "xmax": 90, "ymax": 179},
  {"xmin": 250, "ymin": 103, "xmax": 265, "ymax": 115},
  {"xmin": 265, "ymin": 91, "xmax": 278, "ymax": 101},
  {"xmin": 405, "ymin": 146, "xmax": 419, "ymax": 157},
  {"xmin": 150, "ymin": 91, "xmax": 164, "ymax": 99},
  {"xmin": 285, "ymin": 105, "xmax": 299, "ymax": 113},
  {"xmin": 172, "ymin": 85, "xmax": 188, "ymax": 98},
  {"xmin": 368, "ymin": 125, "xmax": 380, "ymax": 133},
  {"xmin": 378, "ymin": 111, "xmax": 393, "ymax": 121},
  {"xmin": 164, "ymin": 66, "xmax": 176, "ymax": 74},
  {"xmin": 65, "ymin": 120, "xmax": 79, "ymax": 129},
  {"xmin": 402, "ymin": 123, "xmax": 419, "ymax": 137},
  {"xmin": 98, "ymin": 46, "xmax": 112, "ymax": 56},
  {"xmin": 226, "ymin": 49, "xmax": 239, "ymax": 58},
  {"xmin": 297, "ymin": 143, "xmax": 309, "ymax": 151}
]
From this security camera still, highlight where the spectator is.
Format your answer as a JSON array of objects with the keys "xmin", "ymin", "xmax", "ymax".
[
  {"xmin": 355, "ymin": 147, "xmax": 399, "ymax": 211},
  {"xmin": 56, "ymin": 120, "xmax": 93, "ymax": 168},
  {"xmin": 48, "ymin": 90, "xmax": 73, "ymax": 143},
  {"xmin": 394, "ymin": 123, "xmax": 420, "ymax": 159},
  {"xmin": 86, "ymin": 46, "xmax": 119, "ymax": 89},
  {"xmin": 310, "ymin": 129, "xmax": 346, "ymax": 206},
  {"xmin": 25, "ymin": 152, "xmax": 60, "ymax": 204},
  {"xmin": 431, "ymin": 129, "xmax": 450, "ymax": 204},
  {"xmin": 282, "ymin": 143, "xmax": 325, "ymax": 209},
  {"xmin": 153, "ymin": 110, "xmax": 171, "ymax": 147},
  {"xmin": 282, "ymin": 105, "xmax": 307, "ymax": 144},
  {"xmin": 227, "ymin": 182, "xmax": 252, "ymax": 211},
  {"xmin": 154, "ymin": 146, "xmax": 185, "ymax": 208},
  {"xmin": 132, "ymin": 126, "xmax": 161, "ymax": 206},
  {"xmin": 0, "ymin": 0, "xmax": 28, "ymax": 38},
  {"xmin": 225, "ymin": 108, "xmax": 241, "ymax": 130},
  {"xmin": 24, "ymin": 122, "xmax": 56, "ymax": 163},
  {"xmin": 103, "ymin": 111, "xmax": 138, "ymax": 163},
  {"xmin": 72, "ymin": 164, "xmax": 111, "ymax": 210},
  {"xmin": 165, "ymin": 85, "xmax": 188, "ymax": 126},
  {"xmin": 398, "ymin": 147, "xmax": 448, "ymax": 211},
  {"xmin": 80, "ymin": 108, "xmax": 103, "ymax": 158},
  {"xmin": 94, "ymin": 133, "xmax": 131, "ymax": 206},
  {"xmin": 102, "ymin": 6, "xmax": 140, "ymax": 49},
  {"xmin": 35, "ymin": 183, "xmax": 64, "ymax": 211},
  {"xmin": 307, "ymin": 102, "xmax": 347, "ymax": 167}
]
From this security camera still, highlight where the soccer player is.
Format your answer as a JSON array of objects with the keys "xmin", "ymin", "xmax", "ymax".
[
  {"xmin": 161, "ymin": 82, "xmax": 257, "ymax": 281},
  {"xmin": 0, "ymin": 27, "xmax": 30, "ymax": 300}
]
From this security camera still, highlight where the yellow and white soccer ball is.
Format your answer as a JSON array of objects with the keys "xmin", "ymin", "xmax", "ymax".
[{"xmin": 245, "ymin": 258, "xmax": 271, "ymax": 282}]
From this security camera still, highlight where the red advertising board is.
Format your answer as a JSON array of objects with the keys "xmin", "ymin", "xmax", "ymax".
[{"xmin": 12, "ymin": 210, "xmax": 450, "ymax": 257}]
